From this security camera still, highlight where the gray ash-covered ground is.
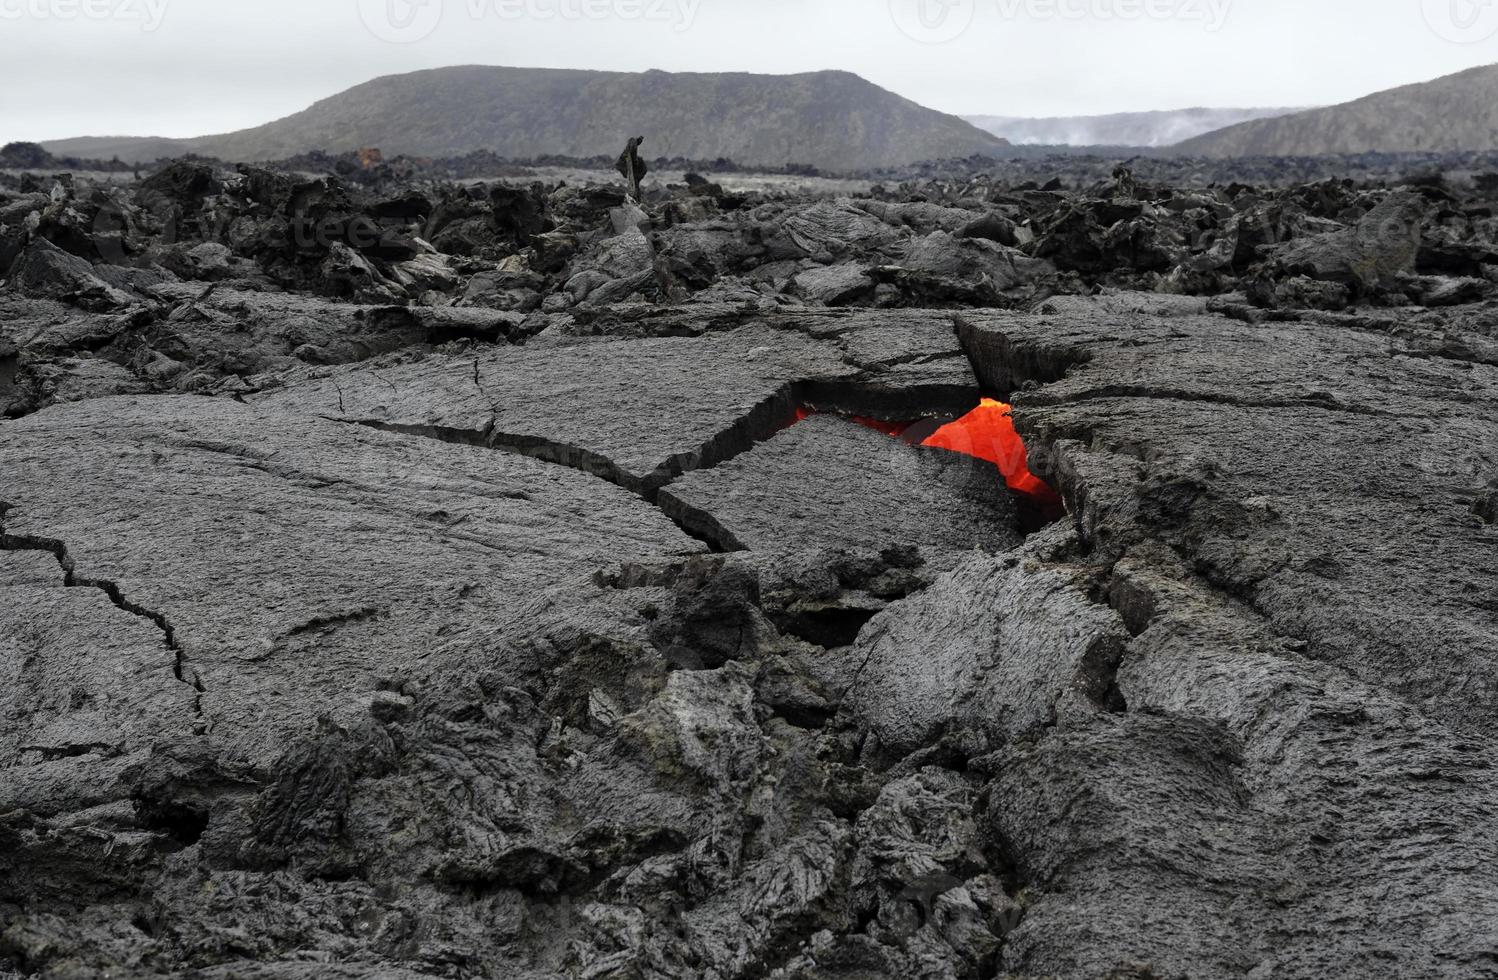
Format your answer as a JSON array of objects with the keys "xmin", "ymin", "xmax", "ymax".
[{"xmin": 2, "ymin": 153, "xmax": 1497, "ymax": 979}]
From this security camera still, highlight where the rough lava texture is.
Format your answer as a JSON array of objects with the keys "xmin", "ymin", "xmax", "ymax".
[
  {"xmin": 3, "ymin": 153, "xmax": 1498, "ymax": 979},
  {"xmin": 658, "ymin": 414, "xmax": 1021, "ymax": 555}
]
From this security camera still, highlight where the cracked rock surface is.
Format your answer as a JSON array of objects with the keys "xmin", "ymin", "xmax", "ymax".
[
  {"xmin": 250, "ymin": 325, "xmax": 858, "ymax": 493},
  {"xmin": 0, "ymin": 395, "xmax": 703, "ymax": 763},
  {"xmin": 658, "ymin": 415, "xmax": 1019, "ymax": 556},
  {"xmin": 3, "ymin": 158, "xmax": 1498, "ymax": 979},
  {"xmin": 960, "ymin": 307, "xmax": 1498, "ymax": 731}
]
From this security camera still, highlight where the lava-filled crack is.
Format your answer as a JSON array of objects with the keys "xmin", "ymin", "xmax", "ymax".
[
  {"xmin": 0, "ymin": 501, "xmax": 207, "ymax": 732},
  {"xmin": 943, "ymin": 324, "xmax": 1354, "ymax": 718},
  {"xmin": 342, "ymin": 376, "xmax": 1050, "ymax": 554},
  {"xmin": 789, "ymin": 398, "xmax": 1068, "ymax": 532}
]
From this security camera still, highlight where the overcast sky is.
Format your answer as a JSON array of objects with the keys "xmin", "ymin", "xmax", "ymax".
[{"xmin": 2, "ymin": 0, "xmax": 1496, "ymax": 145}]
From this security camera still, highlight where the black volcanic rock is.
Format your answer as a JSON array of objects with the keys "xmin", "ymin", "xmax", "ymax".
[
  {"xmin": 1266, "ymin": 189, "xmax": 1425, "ymax": 291},
  {"xmin": 4, "ymin": 155, "xmax": 1498, "ymax": 980},
  {"xmin": 5, "ymin": 238, "xmax": 137, "ymax": 310}
]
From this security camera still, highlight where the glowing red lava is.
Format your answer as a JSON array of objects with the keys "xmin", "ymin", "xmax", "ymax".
[
  {"xmin": 794, "ymin": 400, "xmax": 1063, "ymax": 513},
  {"xmin": 795, "ymin": 407, "xmax": 915, "ymax": 438},
  {"xmin": 921, "ymin": 398, "xmax": 1057, "ymax": 502},
  {"xmin": 852, "ymin": 416, "xmax": 916, "ymax": 438}
]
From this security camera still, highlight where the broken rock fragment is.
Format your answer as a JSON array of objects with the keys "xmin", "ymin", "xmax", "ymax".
[
  {"xmin": 843, "ymin": 541, "xmax": 1128, "ymax": 762},
  {"xmin": 1268, "ymin": 189, "xmax": 1425, "ymax": 292}
]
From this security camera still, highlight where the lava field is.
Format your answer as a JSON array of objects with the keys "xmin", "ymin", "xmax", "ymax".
[{"xmin": 2, "ymin": 157, "xmax": 1497, "ymax": 978}]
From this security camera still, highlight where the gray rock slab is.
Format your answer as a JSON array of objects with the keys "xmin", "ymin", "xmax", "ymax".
[
  {"xmin": 771, "ymin": 199, "xmax": 903, "ymax": 261},
  {"xmin": 252, "ymin": 324, "xmax": 857, "ymax": 492},
  {"xmin": 0, "ymin": 582, "xmax": 197, "ymax": 768},
  {"xmin": 788, "ymin": 262, "xmax": 874, "ymax": 305},
  {"xmin": 900, "ymin": 231, "xmax": 1054, "ymax": 290},
  {"xmin": 658, "ymin": 414, "xmax": 1020, "ymax": 556},
  {"xmin": 960, "ymin": 304, "xmax": 1498, "ymax": 419},
  {"xmin": 251, "ymin": 312, "xmax": 982, "ymax": 494},
  {"xmin": 989, "ymin": 558, "xmax": 1498, "ymax": 979},
  {"xmin": 0, "ymin": 395, "xmax": 704, "ymax": 759}
]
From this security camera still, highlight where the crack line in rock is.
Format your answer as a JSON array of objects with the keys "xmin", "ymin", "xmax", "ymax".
[
  {"xmin": 340, "ymin": 418, "xmax": 738, "ymax": 553},
  {"xmin": 0, "ymin": 501, "xmax": 207, "ymax": 732},
  {"xmin": 1030, "ymin": 384, "xmax": 1399, "ymax": 418},
  {"xmin": 1009, "ymin": 406, "xmax": 1369, "ymax": 705},
  {"xmin": 338, "ymin": 379, "xmax": 986, "ymax": 557}
]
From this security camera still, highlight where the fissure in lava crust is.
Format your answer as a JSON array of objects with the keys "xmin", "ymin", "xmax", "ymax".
[{"xmin": 796, "ymin": 399, "xmax": 1065, "ymax": 515}]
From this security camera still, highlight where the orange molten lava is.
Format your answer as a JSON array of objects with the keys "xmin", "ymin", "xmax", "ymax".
[
  {"xmin": 922, "ymin": 399, "xmax": 1057, "ymax": 502},
  {"xmin": 792, "ymin": 401, "xmax": 1062, "ymax": 514},
  {"xmin": 851, "ymin": 416, "xmax": 916, "ymax": 438},
  {"xmin": 797, "ymin": 407, "xmax": 912, "ymax": 438}
]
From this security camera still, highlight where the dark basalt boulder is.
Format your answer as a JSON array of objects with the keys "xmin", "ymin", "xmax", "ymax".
[
  {"xmin": 1267, "ymin": 189, "xmax": 1425, "ymax": 291},
  {"xmin": 489, "ymin": 183, "xmax": 552, "ymax": 247},
  {"xmin": 4, "ymin": 237, "xmax": 137, "ymax": 310},
  {"xmin": 956, "ymin": 210, "xmax": 1026, "ymax": 247},
  {"xmin": 137, "ymin": 159, "xmax": 221, "ymax": 213}
]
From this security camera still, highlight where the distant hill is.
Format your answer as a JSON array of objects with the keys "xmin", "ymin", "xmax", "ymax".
[
  {"xmin": 965, "ymin": 107, "xmax": 1305, "ymax": 148},
  {"xmin": 42, "ymin": 66, "xmax": 1009, "ymax": 172},
  {"xmin": 39, "ymin": 135, "xmax": 196, "ymax": 163},
  {"xmin": 1176, "ymin": 64, "xmax": 1498, "ymax": 157}
]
